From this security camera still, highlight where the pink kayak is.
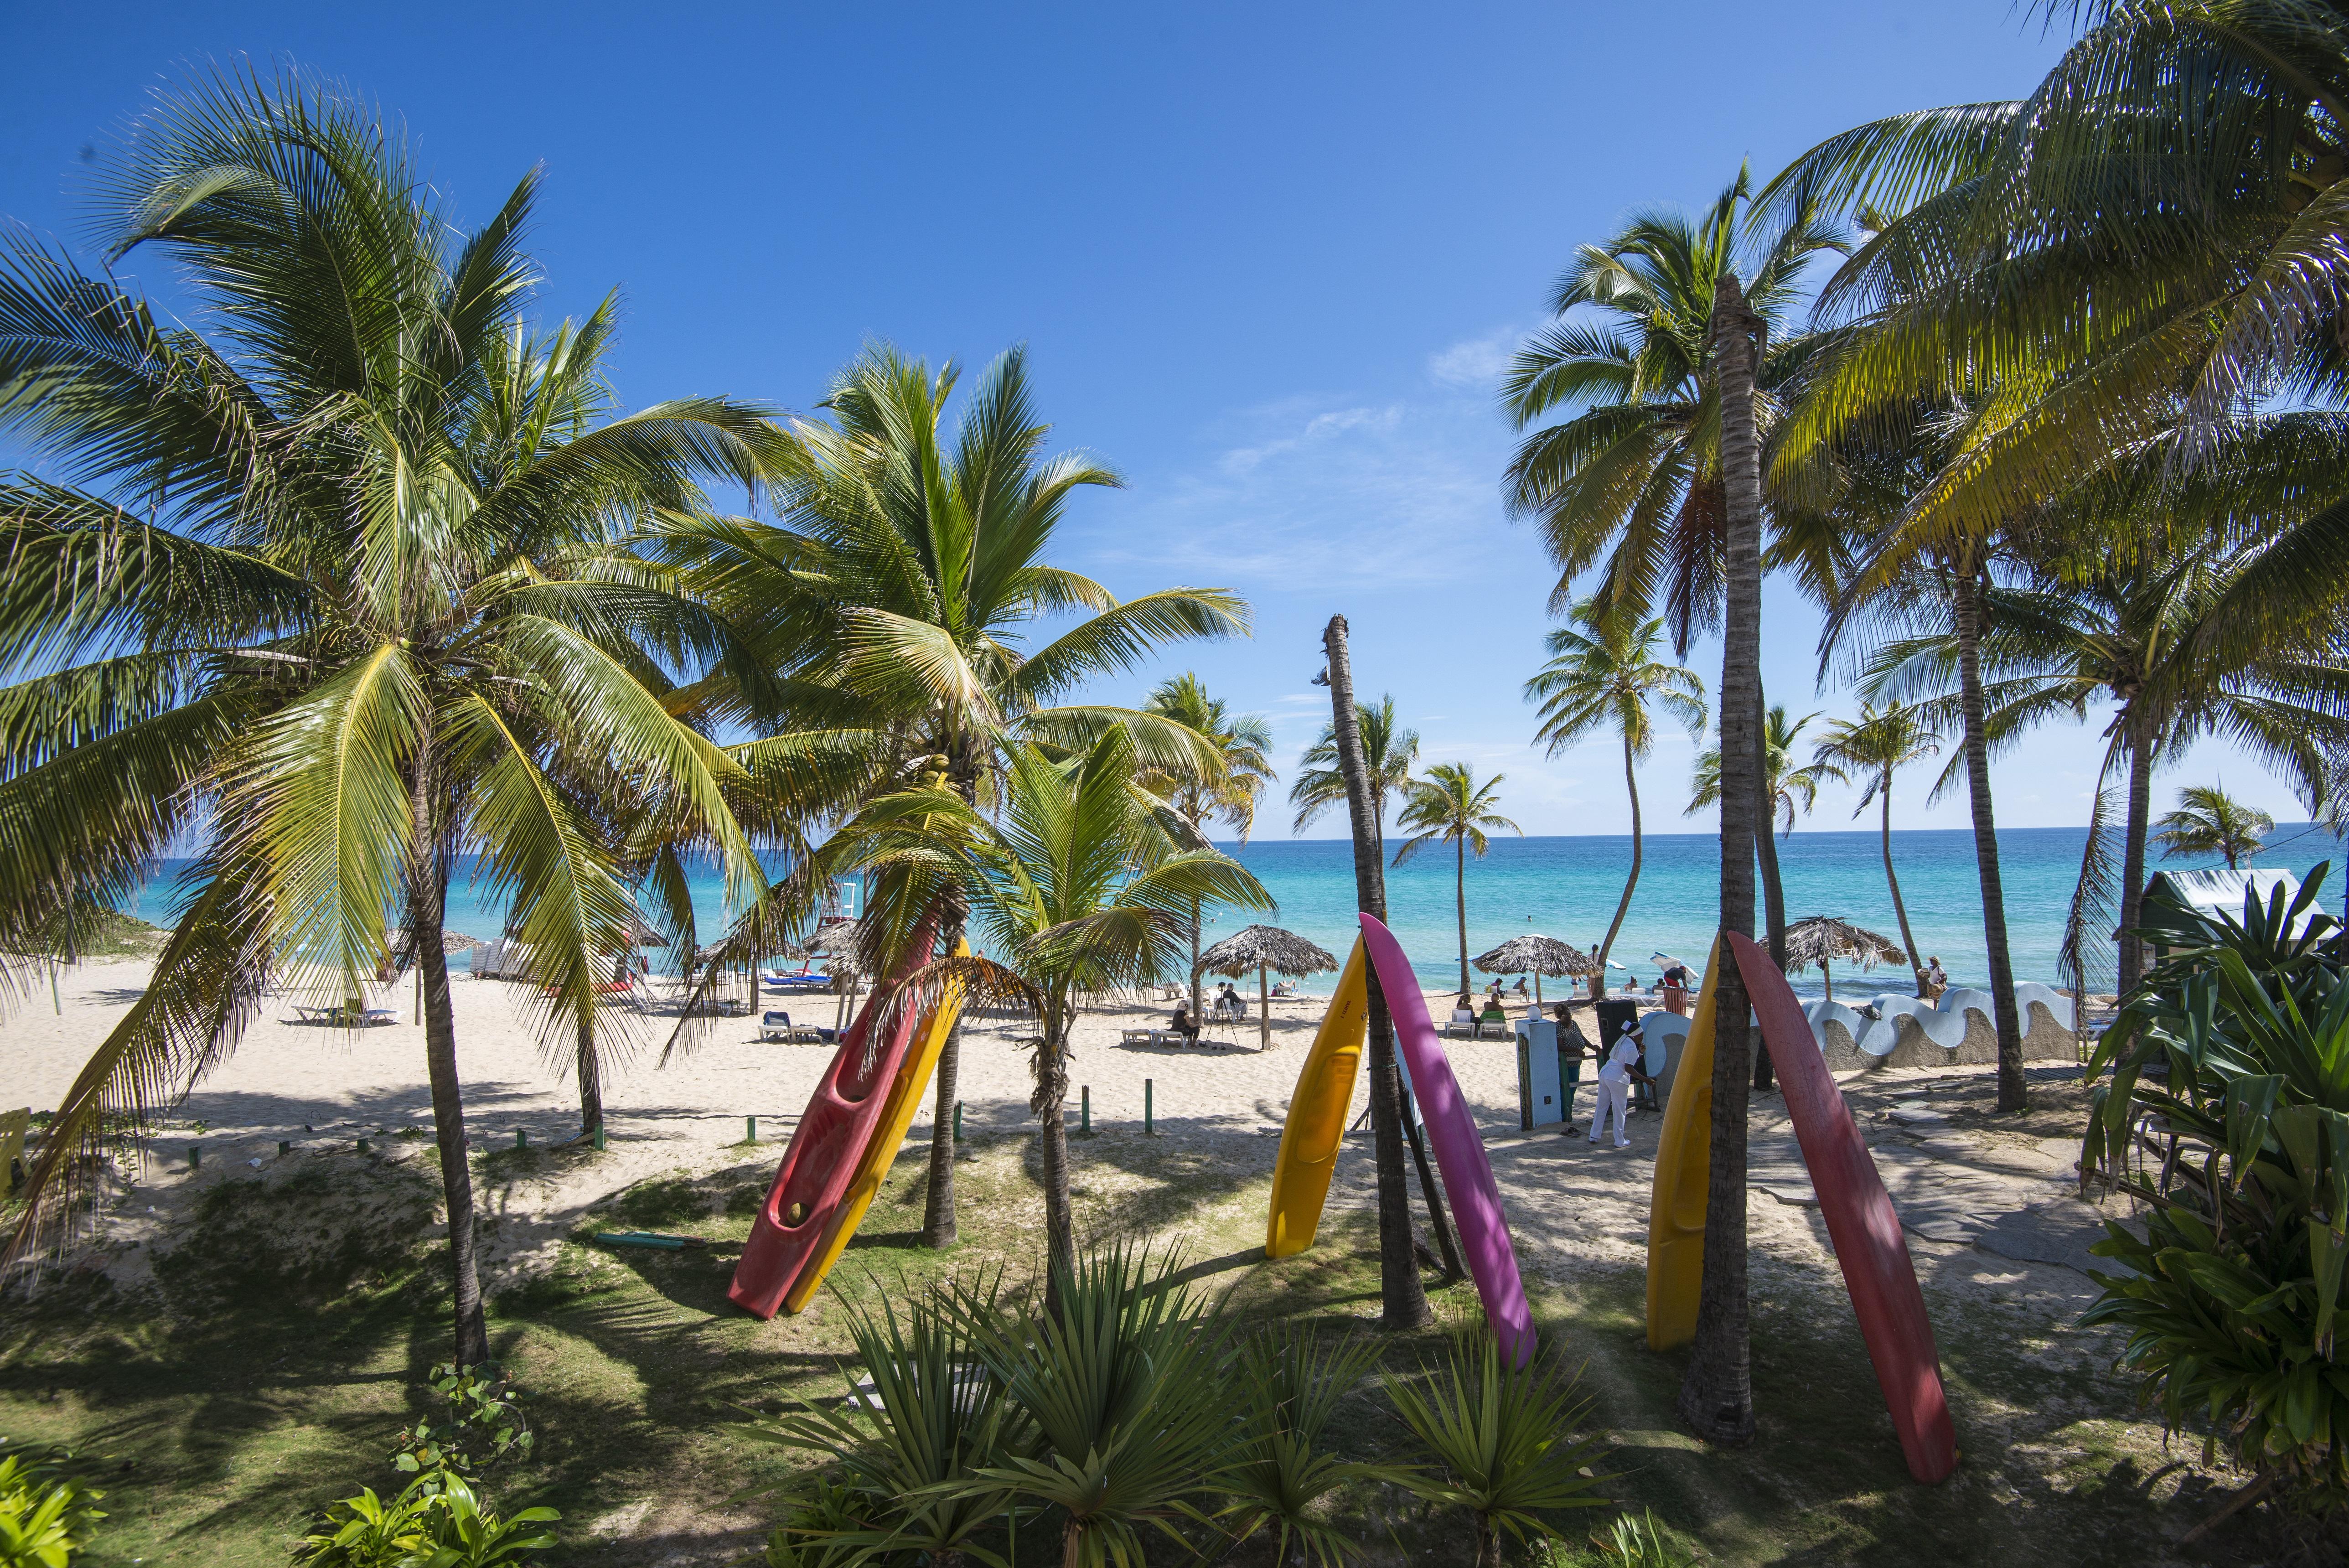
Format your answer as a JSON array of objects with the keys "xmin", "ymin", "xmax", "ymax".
[
  {"xmin": 1359, "ymin": 913, "xmax": 1536, "ymax": 1365},
  {"xmin": 1728, "ymin": 932, "xmax": 1956, "ymax": 1484}
]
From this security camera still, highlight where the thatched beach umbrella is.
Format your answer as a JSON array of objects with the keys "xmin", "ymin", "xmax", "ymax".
[
  {"xmin": 1196, "ymin": 925, "xmax": 1340, "ymax": 1050},
  {"xmin": 1782, "ymin": 915, "xmax": 1904, "ymax": 1004},
  {"xmin": 1471, "ymin": 933, "xmax": 1600, "ymax": 1005}
]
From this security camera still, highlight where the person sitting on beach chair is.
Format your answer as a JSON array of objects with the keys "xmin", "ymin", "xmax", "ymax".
[{"xmin": 1169, "ymin": 1002, "xmax": 1200, "ymax": 1046}]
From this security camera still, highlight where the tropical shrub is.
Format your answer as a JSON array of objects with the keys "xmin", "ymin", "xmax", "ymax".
[
  {"xmin": 2083, "ymin": 866, "xmax": 2349, "ymax": 1505},
  {"xmin": 1589, "ymin": 1508, "xmax": 1702, "ymax": 1566},
  {"xmin": 0, "ymin": 1441, "xmax": 104, "ymax": 1568},
  {"xmin": 755, "ymin": 1477, "xmax": 872, "ymax": 1568},
  {"xmin": 1215, "ymin": 1324, "xmax": 1398, "ymax": 1568},
  {"xmin": 1384, "ymin": 1329, "xmax": 1608, "ymax": 1568},
  {"xmin": 0, "ymin": 1442, "xmax": 104, "ymax": 1568},
  {"xmin": 295, "ymin": 1473, "xmax": 556, "ymax": 1568}
]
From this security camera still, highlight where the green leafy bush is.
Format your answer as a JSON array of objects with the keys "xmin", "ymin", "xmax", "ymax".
[
  {"xmin": 392, "ymin": 1364, "xmax": 533, "ymax": 1487},
  {"xmin": 1215, "ymin": 1324, "xmax": 1399, "ymax": 1568},
  {"xmin": 1590, "ymin": 1509, "xmax": 1702, "ymax": 1566},
  {"xmin": 1384, "ymin": 1330, "xmax": 1608, "ymax": 1568},
  {"xmin": 2084, "ymin": 865, "xmax": 2349, "ymax": 1504},
  {"xmin": 0, "ymin": 1440, "xmax": 105, "ymax": 1568},
  {"xmin": 295, "ymin": 1473, "xmax": 556, "ymax": 1568}
]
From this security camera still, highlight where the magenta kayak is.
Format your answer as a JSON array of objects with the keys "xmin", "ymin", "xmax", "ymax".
[{"xmin": 1358, "ymin": 912, "xmax": 1536, "ymax": 1365}]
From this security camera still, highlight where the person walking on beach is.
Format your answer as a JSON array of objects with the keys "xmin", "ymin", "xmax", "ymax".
[
  {"xmin": 1923, "ymin": 956, "xmax": 1948, "ymax": 1002},
  {"xmin": 1589, "ymin": 1018, "xmax": 1646, "ymax": 1149}
]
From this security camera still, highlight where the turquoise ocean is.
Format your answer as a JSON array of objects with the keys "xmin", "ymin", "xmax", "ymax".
[{"xmin": 130, "ymin": 823, "xmax": 2348, "ymax": 1001}]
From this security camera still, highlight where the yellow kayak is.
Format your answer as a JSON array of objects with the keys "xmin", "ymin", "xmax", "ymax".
[
  {"xmin": 1645, "ymin": 936, "xmax": 1722, "ymax": 1351},
  {"xmin": 1265, "ymin": 938, "xmax": 1369, "ymax": 1258},
  {"xmin": 783, "ymin": 939, "xmax": 968, "ymax": 1313}
]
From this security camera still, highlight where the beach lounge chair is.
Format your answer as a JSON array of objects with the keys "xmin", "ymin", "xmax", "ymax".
[
  {"xmin": 1120, "ymin": 1026, "xmax": 1165, "ymax": 1046},
  {"xmin": 760, "ymin": 1011, "xmax": 823, "ymax": 1043},
  {"xmin": 1446, "ymin": 1007, "xmax": 1478, "ymax": 1039}
]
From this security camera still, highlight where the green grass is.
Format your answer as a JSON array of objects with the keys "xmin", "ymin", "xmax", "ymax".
[{"xmin": 0, "ymin": 1123, "xmax": 2286, "ymax": 1567}]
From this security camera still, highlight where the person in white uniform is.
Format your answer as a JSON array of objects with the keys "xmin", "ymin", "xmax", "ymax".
[{"xmin": 1590, "ymin": 1019, "xmax": 1646, "ymax": 1148}]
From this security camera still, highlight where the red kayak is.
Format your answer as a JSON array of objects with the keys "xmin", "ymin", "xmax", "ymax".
[
  {"xmin": 1728, "ymin": 931, "xmax": 1957, "ymax": 1484},
  {"xmin": 729, "ymin": 924, "xmax": 935, "ymax": 1319}
]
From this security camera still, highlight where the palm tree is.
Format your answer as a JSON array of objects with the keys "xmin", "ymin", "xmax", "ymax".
[
  {"xmin": 818, "ymin": 730, "xmax": 1270, "ymax": 1308},
  {"xmin": 1811, "ymin": 702, "xmax": 1941, "ymax": 991},
  {"xmin": 2153, "ymin": 785, "xmax": 2275, "ymax": 871},
  {"xmin": 1139, "ymin": 673, "xmax": 1276, "ymax": 1019},
  {"xmin": 1688, "ymin": 706, "xmax": 1841, "ymax": 976},
  {"xmin": 1761, "ymin": 4, "xmax": 2349, "ymax": 672},
  {"xmin": 660, "ymin": 347, "xmax": 1250, "ymax": 1251},
  {"xmin": 0, "ymin": 73, "xmax": 777, "ymax": 1363},
  {"xmin": 1393, "ymin": 765, "xmax": 1521, "ymax": 996},
  {"xmin": 1524, "ymin": 605, "xmax": 1706, "ymax": 996},
  {"xmin": 1501, "ymin": 169, "xmax": 1842, "ymax": 650},
  {"xmin": 1679, "ymin": 269, "xmax": 1767, "ymax": 1447},
  {"xmin": 1862, "ymin": 546, "xmax": 2349, "ymax": 996},
  {"xmin": 1319, "ymin": 616, "xmax": 1429, "ymax": 1330},
  {"xmin": 1290, "ymin": 695, "xmax": 1418, "ymax": 856}
]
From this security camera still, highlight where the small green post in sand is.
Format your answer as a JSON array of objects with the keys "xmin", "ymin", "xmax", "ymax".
[
  {"xmin": 278, "ymin": 1140, "xmax": 289, "ymax": 1157},
  {"xmin": 187, "ymin": 1145, "xmax": 199, "ymax": 1169},
  {"xmin": 1145, "ymin": 1078, "xmax": 1154, "ymax": 1135},
  {"xmin": 746, "ymin": 1115, "xmax": 757, "ymax": 1143},
  {"xmin": 592, "ymin": 1126, "xmax": 605, "ymax": 1152},
  {"xmin": 1081, "ymin": 1086, "xmax": 1090, "ymax": 1134},
  {"xmin": 515, "ymin": 1128, "xmax": 527, "ymax": 1149},
  {"xmin": 953, "ymin": 1101, "xmax": 963, "ymax": 1144},
  {"xmin": 357, "ymin": 1138, "xmax": 369, "ymax": 1155}
]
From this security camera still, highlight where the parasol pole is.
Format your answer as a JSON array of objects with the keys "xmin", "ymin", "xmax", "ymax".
[
  {"xmin": 1259, "ymin": 963, "xmax": 1270, "ymax": 1051},
  {"xmin": 1823, "ymin": 956, "xmax": 1833, "ymax": 1005}
]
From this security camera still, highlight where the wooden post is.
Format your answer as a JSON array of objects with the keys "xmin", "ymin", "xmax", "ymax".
[
  {"xmin": 1145, "ymin": 1079, "xmax": 1154, "ymax": 1135},
  {"xmin": 1259, "ymin": 964, "xmax": 1271, "ymax": 1051}
]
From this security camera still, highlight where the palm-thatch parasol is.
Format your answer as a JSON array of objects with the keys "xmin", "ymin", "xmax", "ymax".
[
  {"xmin": 1471, "ymin": 933, "xmax": 1600, "ymax": 1005},
  {"xmin": 1195, "ymin": 925, "xmax": 1340, "ymax": 1050},
  {"xmin": 1781, "ymin": 915, "xmax": 1905, "ymax": 1004}
]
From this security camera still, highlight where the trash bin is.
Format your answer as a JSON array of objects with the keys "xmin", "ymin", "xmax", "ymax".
[
  {"xmin": 1593, "ymin": 998, "xmax": 1640, "ymax": 1050},
  {"xmin": 1513, "ymin": 1016, "xmax": 1561, "ymax": 1129}
]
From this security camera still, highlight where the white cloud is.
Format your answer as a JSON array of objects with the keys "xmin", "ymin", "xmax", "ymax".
[
  {"xmin": 1220, "ymin": 405, "xmax": 1399, "ymax": 475},
  {"xmin": 1426, "ymin": 327, "xmax": 1521, "ymax": 394}
]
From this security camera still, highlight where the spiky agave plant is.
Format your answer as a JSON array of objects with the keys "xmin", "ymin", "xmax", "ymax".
[
  {"xmin": 1215, "ymin": 1323, "xmax": 1401, "ymax": 1568},
  {"xmin": 1384, "ymin": 1327, "xmax": 1609, "ymax": 1568},
  {"xmin": 952, "ymin": 1244, "xmax": 1236, "ymax": 1568},
  {"xmin": 749, "ymin": 1273, "xmax": 1030, "ymax": 1568}
]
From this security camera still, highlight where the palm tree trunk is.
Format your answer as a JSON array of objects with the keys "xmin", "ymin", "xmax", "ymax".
[
  {"xmin": 1594, "ymin": 733, "xmax": 1644, "ymax": 999},
  {"xmin": 409, "ymin": 737, "xmax": 489, "ymax": 1369},
  {"xmin": 1881, "ymin": 777, "xmax": 1924, "ymax": 993},
  {"xmin": 1680, "ymin": 272, "xmax": 1759, "ymax": 1446},
  {"xmin": 1322, "ymin": 614, "xmax": 1430, "ymax": 1330},
  {"xmin": 574, "ymin": 1014, "xmax": 603, "ymax": 1141},
  {"xmin": 922, "ymin": 785, "xmax": 979, "ymax": 1250},
  {"xmin": 1752, "ymin": 735, "xmax": 1786, "ymax": 1093},
  {"xmin": 1952, "ymin": 567, "xmax": 2027, "ymax": 1113},
  {"xmin": 1189, "ymin": 895, "xmax": 1205, "ymax": 1022},
  {"xmin": 2116, "ymin": 710, "xmax": 2154, "ymax": 996},
  {"xmin": 1037, "ymin": 996, "xmax": 1076, "ymax": 1317},
  {"xmin": 1455, "ymin": 837, "xmax": 1469, "ymax": 995}
]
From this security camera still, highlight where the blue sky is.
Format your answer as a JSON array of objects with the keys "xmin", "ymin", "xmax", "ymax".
[{"xmin": 0, "ymin": 3, "xmax": 2291, "ymax": 839}]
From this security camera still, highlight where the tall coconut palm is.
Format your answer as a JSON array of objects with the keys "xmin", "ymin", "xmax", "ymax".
[
  {"xmin": 1680, "ymin": 269, "xmax": 1767, "ymax": 1447},
  {"xmin": 1290, "ymin": 695, "xmax": 1418, "ymax": 856},
  {"xmin": 659, "ymin": 347, "xmax": 1251, "ymax": 1250},
  {"xmin": 0, "ymin": 73, "xmax": 777, "ymax": 1363},
  {"xmin": 1393, "ymin": 765, "xmax": 1521, "ymax": 996},
  {"xmin": 1862, "ymin": 545, "xmax": 2349, "ymax": 997},
  {"xmin": 1524, "ymin": 605, "xmax": 1706, "ymax": 997},
  {"xmin": 1139, "ymin": 672, "xmax": 1276, "ymax": 1019},
  {"xmin": 1810, "ymin": 701, "xmax": 1941, "ymax": 991},
  {"xmin": 813, "ymin": 729, "xmax": 1270, "ymax": 1310},
  {"xmin": 2153, "ymin": 785, "xmax": 2275, "ymax": 871},
  {"xmin": 1761, "ymin": 3, "xmax": 2349, "ymax": 666},
  {"xmin": 1501, "ymin": 169, "xmax": 1842, "ymax": 651}
]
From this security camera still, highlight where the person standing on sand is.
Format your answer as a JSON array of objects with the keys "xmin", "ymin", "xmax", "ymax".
[
  {"xmin": 1556, "ymin": 1002, "xmax": 1589, "ymax": 1134},
  {"xmin": 1924, "ymin": 957, "xmax": 1949, "ymax": 1001},
  {"xmin": 1589, "ymin": 1018, "xmax": 1647, "ymax": 1149}
]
